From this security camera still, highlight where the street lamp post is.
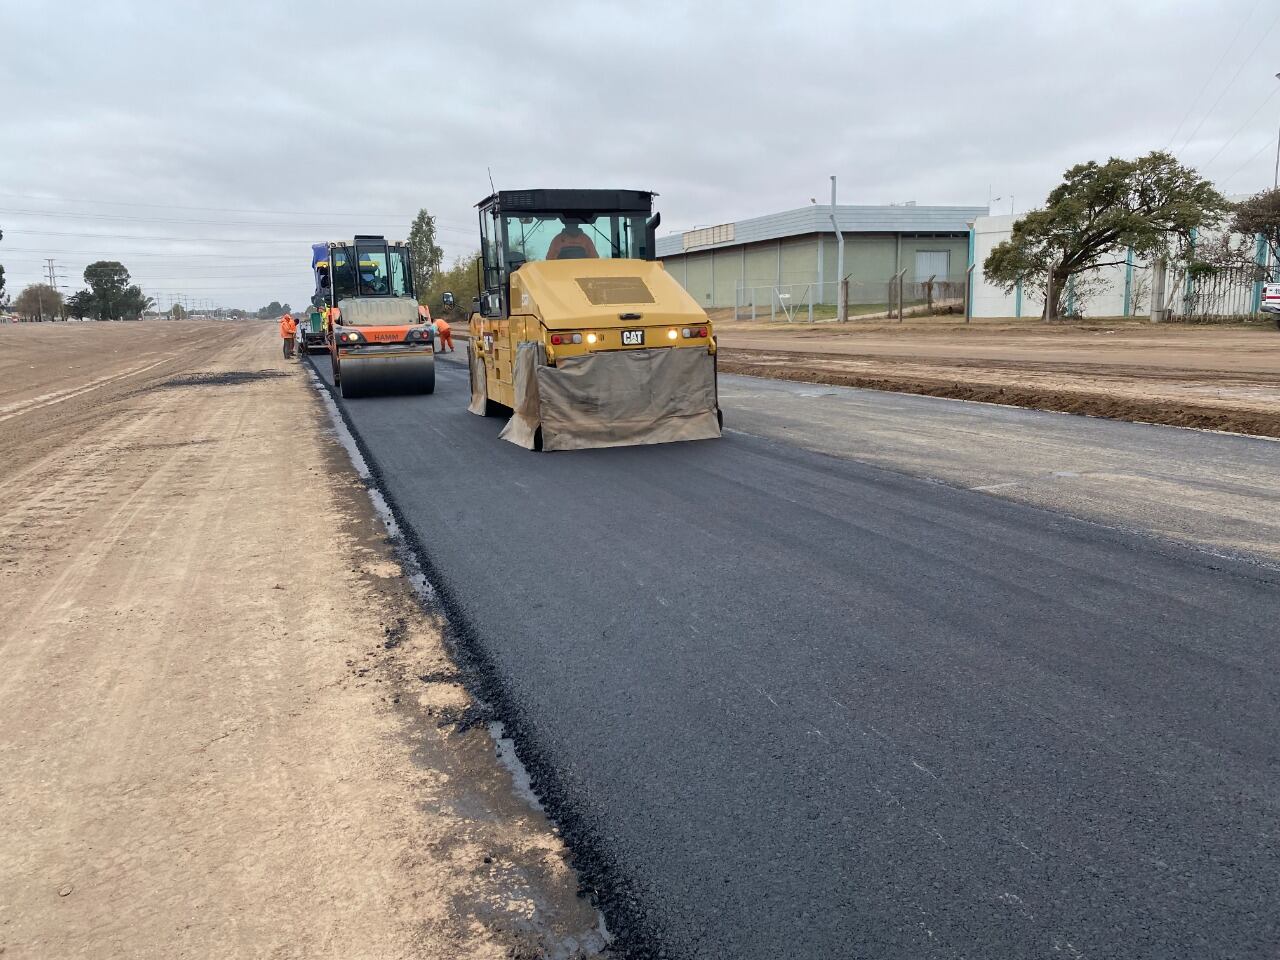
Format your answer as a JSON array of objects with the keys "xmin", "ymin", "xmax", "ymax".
[{"xmin": 1274, "ymin": 73, "xmax": 1280, "ymax": 189}]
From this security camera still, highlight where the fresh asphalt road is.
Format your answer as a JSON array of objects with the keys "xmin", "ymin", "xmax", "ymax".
[
  {"xmin": 717, "ymin": 375, "xmax": 1280, "ymax": 565},
  {"xmin": 315, "ymin": 353, "xmax": 1280, "ymax": 960}
]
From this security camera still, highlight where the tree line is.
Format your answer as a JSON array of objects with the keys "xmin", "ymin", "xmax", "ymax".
[
  {"xmin": 10, "ymin": 169, "xmax": 1276, "ymax": 326},
  {"xmin": 407, "ymin": 208, "xmax": 478, "ymax": 321},
  {"xmin": 7, "ymin": 260, "xmax": 154, "ymax": 321}
]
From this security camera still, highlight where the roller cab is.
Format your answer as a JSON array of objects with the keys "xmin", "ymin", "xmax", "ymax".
[
  {"xmin": 468, "ymin": 189, "xmax": 721, "ymax": 450},
  {"xmin": 316, "ymin": 236, "xmax": 435, "ymax": 399}
]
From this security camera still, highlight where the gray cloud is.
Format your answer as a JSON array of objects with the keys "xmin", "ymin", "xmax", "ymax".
[{"xmin": 1, "ymin": 0, "xmax": 1276, "ymax": 308}]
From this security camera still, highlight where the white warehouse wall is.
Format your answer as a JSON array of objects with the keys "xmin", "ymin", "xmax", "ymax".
[
  {"xmin": 973, "ymin": 215, "xmax": 1131, "ymax": 319},
  {"xmin": 972, "ymin": 212, "xmax": 1264, "ymax": 320}
]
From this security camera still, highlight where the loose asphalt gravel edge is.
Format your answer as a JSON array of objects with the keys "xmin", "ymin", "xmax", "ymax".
[{"xmin": 305, "ymin": 354, "xmax": 664, "ymax": 958}]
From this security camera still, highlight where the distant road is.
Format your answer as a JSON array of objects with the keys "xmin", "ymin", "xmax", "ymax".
[{"xmin": 318, "ymin": 354, "xmax": 1280, "ymax": 959}]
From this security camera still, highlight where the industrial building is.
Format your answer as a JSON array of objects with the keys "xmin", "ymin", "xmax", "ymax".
[{"xmin": 656, "ymin": 202, "xmax": 986, "ymax": 316}]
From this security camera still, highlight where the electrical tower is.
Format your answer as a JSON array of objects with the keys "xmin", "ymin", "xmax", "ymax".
[{"xmin": 43, "ymin": 258, "xmax": 68, "ymax": 321}]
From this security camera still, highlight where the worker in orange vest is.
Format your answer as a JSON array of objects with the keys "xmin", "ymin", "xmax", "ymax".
[
  {"xmin": 434, "ymin": 317, "xmax": 454, "ymax": 353},
  {"xmin": 279, "ymin": 312, "xmax": 297, "ymax": 359},
  {"xmin": 416, "ymin": 303, "xmax": 451, "ymax": 353}
]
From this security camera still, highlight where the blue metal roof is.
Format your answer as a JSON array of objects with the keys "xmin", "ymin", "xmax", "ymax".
[{"xmin": 656, "ymin": 204, "xmax": 986, "ymax": 257}]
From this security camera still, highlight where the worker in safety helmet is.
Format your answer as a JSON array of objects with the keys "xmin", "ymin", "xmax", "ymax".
[
  {"xmin": 279, "ymin": 312, "xmax": 296, "ymax": 359},
  {"xmin": 547, "ymin": 218, "xmax": 598, "ymax": 260}
]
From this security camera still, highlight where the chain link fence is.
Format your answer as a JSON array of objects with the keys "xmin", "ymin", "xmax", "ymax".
[{"xmin": 733, "ymin": 274, "xmax": 969, "ymax": 322}]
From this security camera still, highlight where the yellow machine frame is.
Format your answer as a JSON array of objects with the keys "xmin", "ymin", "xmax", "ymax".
[{"xmin": 470, "ymin": 258, "xmax": 715, "ymax": 412}]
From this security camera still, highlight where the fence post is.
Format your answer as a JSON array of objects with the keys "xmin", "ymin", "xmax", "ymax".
[
  {"xmin": 898, "ymin": 270, "xmax": 906, "ymax": 323},
  {"xmin": 1150, "ymin": 258, "xmax": 1167, "ymax": 323},
  {"xmin": 838, "ymin": 277, "xmax": 848, "ymax": 323},
  {"xmin": 889, "ymin": 269, "xmax": 907, "ymax": 321},
  {"xmin": 965, "ymin": 265, "xmax": 975, "ymax": 324}
]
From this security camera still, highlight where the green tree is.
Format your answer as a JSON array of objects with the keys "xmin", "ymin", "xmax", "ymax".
[
  {"xmin": 14, "ymin": 283, "xmax": 64, "ymax": 320},
  {"xmin": 1226, "ymin": 187, "xmax": 1280, "ymax": 281},
  {"xmin": 119, "ymin": 286, "xmax": 152, "ymax": 319},
  {"xmin": 408, "ymin": 209, "xmax": 444, "ymax": 300},
  {"xmin": 66, "ymin": 290, "xmax": 93, "ymax": 319},
  {"xmin": 984, "ymin": 151, "xmax": 1228, "ymax": 320},
  {"xmin": 170, "ymin": 303, "xmax": 187, "ymax": 320},
  {"xmin": 421, "ymin": 251, "xmax": 481, "ymax": 321},
  {"xmin": 83, "ymin": 261, "xmax": 134, "ymax": 320},
  {"xmin": 0, "ymin": 225, "xmax": 6, "ymax": 301}
]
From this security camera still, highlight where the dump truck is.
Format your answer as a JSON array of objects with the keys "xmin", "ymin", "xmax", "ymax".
[
  {"xmin": 467, "ymin": 189, "xmax": 721, "ymax": 450},
  {"xmin": 313, "ymin": 236, "xmax": 435, "ymax": 399}
]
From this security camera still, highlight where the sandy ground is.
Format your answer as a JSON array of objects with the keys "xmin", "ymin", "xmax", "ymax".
[
  {"xmin": 0, "ymin": 321, "xmax": 604, "ymax": 959},
  {"xmin": 715, "ymin": 318, "xmax": 1280, "ymax": 437}
]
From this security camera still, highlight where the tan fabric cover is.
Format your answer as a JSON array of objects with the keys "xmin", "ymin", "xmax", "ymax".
[
  {"xmin": 335, "ymin": 296, "xmax": 418, "ymax": 327},
  {"xmin": 499, "ymin": 345, "xmax": 720, "ymax": 451},
  {"xmin": 498, "ymin": 342, "xmax": 545, "ymax": 448},
  {"xmin": 466, "ymin": 341, "xmax": 488, "ymax": 416}
]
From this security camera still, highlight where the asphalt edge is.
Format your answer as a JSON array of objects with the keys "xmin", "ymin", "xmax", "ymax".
[{"xmin": 304, "ymin": 355, "xmax": 665, "ymax": 960}]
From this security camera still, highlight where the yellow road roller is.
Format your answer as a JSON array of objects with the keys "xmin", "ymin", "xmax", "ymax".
[
  {"xmin": 467, "ymin": 189, "xmax": 721, "ymax": 450},
  {"xmin": 314, "ymin": 236, "xmax": 435, "ymax": 399}
]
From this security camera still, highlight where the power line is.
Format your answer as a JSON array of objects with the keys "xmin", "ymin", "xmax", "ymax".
[
  {"xmin": 1177, "ymin": 7, "xmax": 1280, "ymax": 157},
  {"xmin": 1165, "ymin": 0, "xmax": 1260, "ymax": 149},
  {"xmin": 0, "ymin": 257, "xmax": 301, "ymax": 267},
  {"xmin": 1221, "ymin": 137, "xmax": 1277, "ymax": 185},
  {"xmin": 0, "ymin": 206, "xmax": 477, "ymax": 236},
  {"xmin": 7, "ymin": 229, "xmax": 328, "ymax": 244},
  {"xmin": 0, "ymin": 190, "xmax": 418, "ymax": 219},
  {"xmin": 0, "ymin": 192, "xmax": 481, "ymax": 231},
  {"xmin": 1202, "ymin": 85, "xmax": 1280, "ymax": 170}
]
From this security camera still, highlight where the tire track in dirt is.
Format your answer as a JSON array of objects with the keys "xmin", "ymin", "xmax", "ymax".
[
  {"xmin": 719, "ymin": 349, "xmax": 1280, "ymax": 437},
  {"xmin": 1, "ymin": 323, "xmax": 607, "ymax": 959}
]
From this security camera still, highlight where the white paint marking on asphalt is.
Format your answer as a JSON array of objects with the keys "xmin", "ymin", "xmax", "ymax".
[{"xmin": 0, "ymin": 357, "xmax": 173, "ymax": 423}]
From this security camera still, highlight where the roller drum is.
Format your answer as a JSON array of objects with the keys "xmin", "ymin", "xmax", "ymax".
[{"xmin": 337, "ymin": 351, "xmax": 435, "ymax": 399}]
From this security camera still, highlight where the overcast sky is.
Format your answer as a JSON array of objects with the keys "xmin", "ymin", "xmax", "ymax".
[{"xmin": 2, "ymin": 0, "xmax": 1278, "ymax": 310}]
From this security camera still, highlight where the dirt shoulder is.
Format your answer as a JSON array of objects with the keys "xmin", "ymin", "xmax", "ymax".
[
  {"xmin": 0, "ymin": 322, "xmax": 603, "ymax": 959},
  {"xmin": 716, "ymin": 319, "xmax": 1280, "ymax": 437}
]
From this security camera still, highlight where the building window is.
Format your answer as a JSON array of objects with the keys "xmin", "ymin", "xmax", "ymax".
[{"xmin": 914, "ymin": 250, "xmax": 951, "ymax": 282}]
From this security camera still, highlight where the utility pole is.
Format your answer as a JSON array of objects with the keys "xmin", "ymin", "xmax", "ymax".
[
  {"xmin": 1274, "ymin": 73, "xmax": 1280, "ymax": 191},
  {"xmin": 829, "ymin": 176, "xmax": 847, "ymax": 322}
]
